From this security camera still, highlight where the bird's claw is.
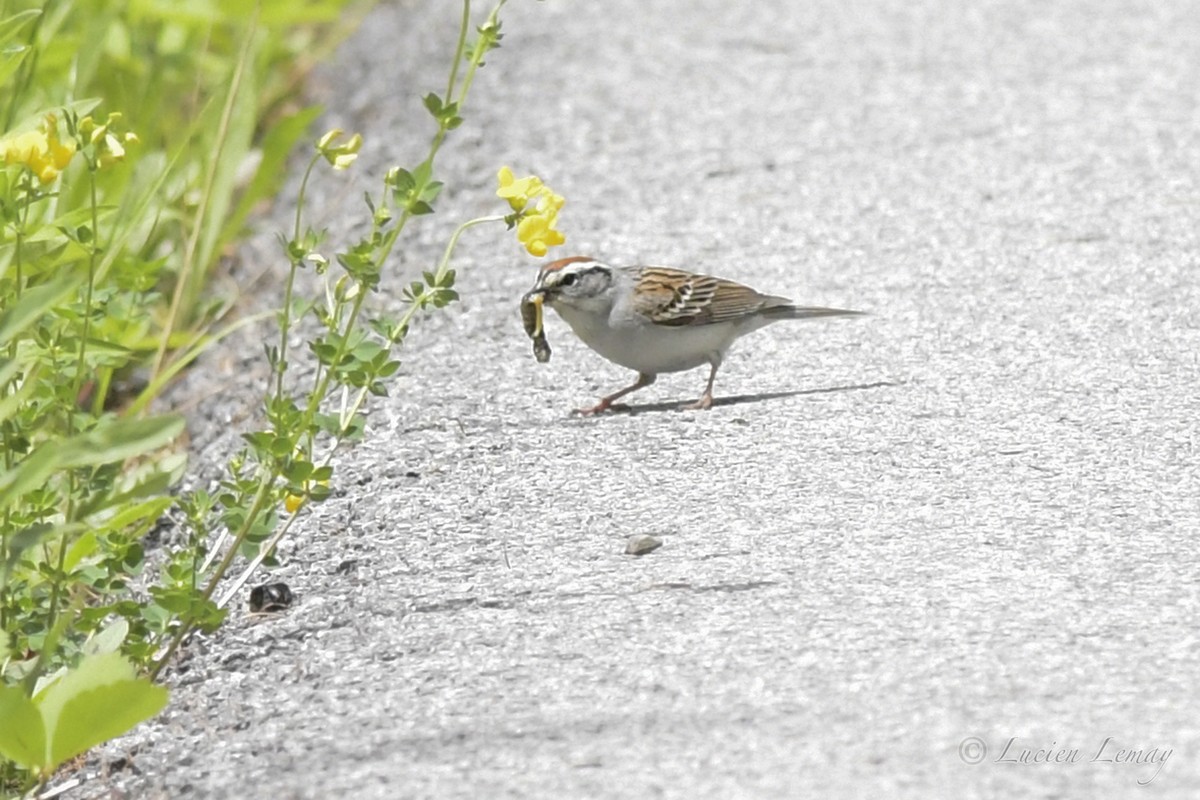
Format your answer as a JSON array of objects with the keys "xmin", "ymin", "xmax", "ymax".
[{"xmin": 573, "ymin": 401, "xmax": 630, "ymax": 416}]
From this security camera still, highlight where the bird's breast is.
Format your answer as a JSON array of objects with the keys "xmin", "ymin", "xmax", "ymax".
[{"xmin": 549, "ymin": 302, "xmax": 737, "ymax": 374}]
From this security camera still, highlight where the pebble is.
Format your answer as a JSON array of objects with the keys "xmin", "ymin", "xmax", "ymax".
[{"xmin": 625, "ymin": 534, "xmax": 663, "ymax": 556}]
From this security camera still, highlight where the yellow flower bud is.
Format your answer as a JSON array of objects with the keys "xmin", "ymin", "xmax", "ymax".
[
  {"xmin": 317, "ymin": 128, "xmax": 343, "ymax": 150},
  {"xmin": 284, "ymin": 493, "xmax": 304, "ymax": 514}
]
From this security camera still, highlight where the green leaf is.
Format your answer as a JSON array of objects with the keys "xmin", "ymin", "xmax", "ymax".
[
  {"xmin": 59, "ymin": 414, "xmax": 186, "ymax": 469},
  {"xmin": 0, "ymin": 447, "xmax": 55, "ymax": 513},
  {"xmin": 2, "ymin": 523, "xmax": 84, "ymax": 589},
  {"xmin": 38, "ymin": 652, "xmax": 168, "ymax": 768},
  {"xmin": 62, "ymin": 530, "xmax": 99, "ymax": 574},
  {"xmin": 88, "ymin": 496, "xmax": 174, "ymax": 541},
  {"xmin": 0, "ymin": 10, "xmax": 41, "ymax": 87},
  {"xmin": 412, "ymin": 159, "xmax": 433, "ymax": 187},
  {"xmin": 0, "ymin": 684, "xmax": 45, "ymax": 769},
  {"xmin": 269, "ymin": 435, "xmax": 294, "ymax": 458},
  {"xmin": 182, "ymin": 25, "xmax": 263, "ymax": 319},
  {"xmin": 389, "ymin": 167, "xmax": 415, "ymax": 194},
  {"xmin": 421, "ymin": 180, "xmax": 443, "ymax": 203},
  {"xmin": 338, "ymin": 412, "xmax": 367, "ymax": 441},
  {"xmin": 283, "ymin": 459, "xmax": 313, "ymax": 483},
  {"xmin": 0, "ymin": 9, "xmax": 42, "ymax": 47},
  {"xmin": 0, "ymin": 361, "xmax": 36, "ymax": 426},
  {"xmin": 0, "ymin": 271, "xmax": 83, "ymax": 347},
  {"xmin": 76, "ymin": 452, "xmax": 186, "ymax": 519},
  {"xmin": 82, "ymin": 618, "xmax": 129, "ymax": 657},
  {"xmin": 0, "ymin": 415, "xmax": 183, "ymax": 513},
  {"xmin": 24, "ymin": 205, "xmax": 117, "ymax": 245}
]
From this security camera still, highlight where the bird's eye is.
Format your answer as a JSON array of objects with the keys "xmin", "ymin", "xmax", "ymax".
[{"xmin": 560, "ymin": 273, "xmax": 577, "ymax": 287}]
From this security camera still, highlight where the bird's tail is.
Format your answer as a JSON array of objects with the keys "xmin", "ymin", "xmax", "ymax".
[{"xmin": 763, "ymin": 304, "xmax": 866, "ymax": 321}]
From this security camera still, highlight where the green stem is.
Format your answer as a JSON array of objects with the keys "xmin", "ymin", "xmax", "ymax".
[
  {"xmin": 435, "ymin": 214, "xmax": 504, "ymax": 281},
  {"xmin": 198, "ymin": 475, "xmax": 267, "ymax": 605},
  {"xmin": 444, "ymin": 0, "xmax": 470, "ymax": 105},
  {"xmin": 455, "ymin": 0, "xmax": 507, "ymax": 108},
  {"xmin": 152, "ymin": 0, "xmax": 513, "ymax": 682},
  {"xmin": 214, "ymin": 500, "xmax": 301, "ymax": 609},
  {"xmin": 275, "ymin": 155, "xmax": 322, "ymax": 403},
  {"xmin": 13, "ymin": 229, "xmax": 22, "ymax": 303},
  {"xmin": 12, "ymin": 170, "xmax": 34, "ymax": 298},
  {"xmin": 66, "ymin": 171, "xmax": 100, "ymax": 422},
  {"xmin": 46, "ymin": 170, "xmax": 100, "ymax": 638},
  {"xmin": 302, "ymin": 290, "xmax": 366, "ymax": 426},
  {"xmin": 1, "ymin": 183, "xmax": 33, "ymax": 609},
  {"xmin": 0, "ymin": 184, "xmax": 26, "ymax": 621},
  {"xmin": 337, "ymin": 214, "xmax": 504, "ymax": 433},
  {"xmin": 373, "ymin": 0, "xmax": 503, "ymax": 270},
  {"xmin": 0, "ymin": 510, "xmax": 8, "ymax": 630},
  {"xmin": 149, "ymin": 474, "xmax": 273, "ymax": 680}
]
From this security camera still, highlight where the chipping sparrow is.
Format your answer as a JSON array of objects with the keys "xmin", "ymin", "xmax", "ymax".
[{"xmin": 522, "ymin": 256, "xmax": 864, "ymax": 414}]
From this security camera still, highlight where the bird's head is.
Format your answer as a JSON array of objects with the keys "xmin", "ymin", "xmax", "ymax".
[{"xmin": 523, "ymin": 256, "xmax": 616, "ymax": 313}]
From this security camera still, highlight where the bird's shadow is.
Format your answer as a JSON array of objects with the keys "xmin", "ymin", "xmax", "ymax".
[{"xmin": 581, "ymin": 380, "xmax": 897, "ymax": 417}]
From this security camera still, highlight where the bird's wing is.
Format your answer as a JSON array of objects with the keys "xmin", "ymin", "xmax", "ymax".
[{"xmin": 628, "ymin": 266, "xmax": 787, "ymax": 327}]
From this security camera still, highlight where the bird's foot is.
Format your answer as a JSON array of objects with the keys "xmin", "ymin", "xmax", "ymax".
[{"xmin": 574, "ymin": 401, "xmax": 630, "ymax": 416}]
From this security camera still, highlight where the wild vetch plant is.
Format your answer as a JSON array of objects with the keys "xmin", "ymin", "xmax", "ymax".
[
  {"xmin": 149, "ymin": 0, "xmax": 569, "ymax": 675},
  {"xmin": 0, "ymin": 0, "xmax": 562, "ymax": 794}
]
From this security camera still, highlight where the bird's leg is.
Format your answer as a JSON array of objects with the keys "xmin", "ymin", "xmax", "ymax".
[
  {"xmin": 577, "ymin": 373, "xmax": 656, "ymax": 415},
  {"xmin": 682, "ymin": 360, "xmax": 719, "ymax": 411}
]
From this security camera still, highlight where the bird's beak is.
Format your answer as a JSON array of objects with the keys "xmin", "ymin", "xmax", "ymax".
[{"xmin": 523, "ymin": 283, "xmax": 549, "ymax": 303}]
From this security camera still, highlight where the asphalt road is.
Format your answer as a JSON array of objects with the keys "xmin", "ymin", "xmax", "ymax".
[{"xmin": 75, "ymin": 0, "xmax": 1199, "ymax": 797}]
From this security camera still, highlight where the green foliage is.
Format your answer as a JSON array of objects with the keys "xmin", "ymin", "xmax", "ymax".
[
  {"xmin": 0, "ymin": 650, "xmax": 167, "ymax": 779},
  {"xmin": 160, "ymin": 1, "xmax": 517, "ymax": 638},
  {"xmin": 0, "ymin": 0, "xmax": 373, "ymax": 794},
  {"xmin": 0, "ymin": 0, "xmax": 555, "ymax": 794}
]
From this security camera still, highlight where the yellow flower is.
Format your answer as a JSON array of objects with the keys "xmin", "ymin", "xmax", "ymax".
[
  {"xmin": 496, "ymin": 166, "xmax": 544, "ymax": 213},
  {"xmin": 316, "ymin": 128, "xmax": 343, "ymax": 150},
  {"xmin": 534, "ymin": 190, "xmax": 565, "ymax": 215},
  {"xmin": 78, "ymin": 112, "xmax": 138, "ymax": 169},
  {"xmin": 99, "ymin": 132, "xmax": 125, "ymax": 167},
  {"xmin": 283, "ymin": 469, "xmax": 329, "ymax": 515},
  {"xmin": 517, "ymin": 212, "xmax": 566, "ymax": 257},
  {"xmin": 316, "ymin": 128, "xmax": 362, "ymax": 170},
  {"xmin": 498, "ymin": 167, "xmax": 568, "ymax": 257},
  {"xmin": 0, "ymin": 114, "xmax": 76, "ymax": 184}
]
